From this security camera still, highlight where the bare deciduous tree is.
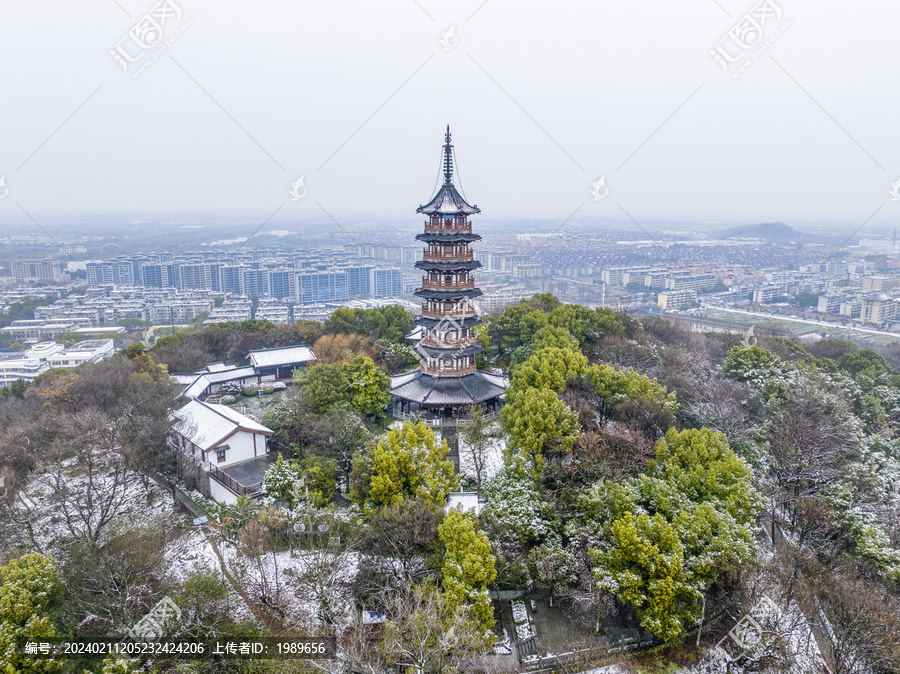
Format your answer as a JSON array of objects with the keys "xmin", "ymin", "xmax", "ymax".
[
  {"xmin": 460, "ymin": 404, "xmax": 497, "ymax": 492},
  {"xmin": 43, "ymin": 411, "xmax": 134, "ymax": 549},
  {"xmin": 377, "ymin": 585, "xmax": 493, "ymax": 674}
]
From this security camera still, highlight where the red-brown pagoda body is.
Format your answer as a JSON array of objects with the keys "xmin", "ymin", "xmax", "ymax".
[{"xmin": 389, "ymin": 127, "xmax": 506, "ymax": 422}]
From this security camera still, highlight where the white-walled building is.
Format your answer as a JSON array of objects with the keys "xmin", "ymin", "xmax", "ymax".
[
  {"xmin": 171, "ymin": 399, "xmax": 275, "ymax": 504},
  {"xmin": 0, "ymin": 339, "xmax": 115, "ymax": 387}
]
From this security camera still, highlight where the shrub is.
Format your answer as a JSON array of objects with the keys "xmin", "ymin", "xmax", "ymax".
[
  {"xmin": 222, "ymin": 395, "xmax": 237, "ymax": 404},
  {"xmin": 242, "ymin": 385, "xmax": 259, "ymax": 396}
]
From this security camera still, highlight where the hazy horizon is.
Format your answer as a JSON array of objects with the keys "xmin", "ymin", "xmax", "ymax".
[{"xmin": 2, "ymin": 0, "xmax": 900, "ymax": 239}]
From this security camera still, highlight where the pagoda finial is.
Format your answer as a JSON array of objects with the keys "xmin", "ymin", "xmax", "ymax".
[{"xmin": 443, "ymin": 125, "xmax": 453, "ymax": 184}]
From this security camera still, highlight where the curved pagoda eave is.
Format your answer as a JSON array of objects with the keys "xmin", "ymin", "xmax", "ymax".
[
  {"xmin": 416, "ymin": 315, "xmax": 482, "ymax": 328},
  {"xmin": 416, "ymin": 183, "xmax": 480, "ymax": 216},
  {"xmin": 389, "ymin": 371, "xmax": 506, "ymax": 405},
  {"xmin": 414, "ymin": 288, "xmax": 483, "ymax": 300},
  {"xmin": 415, "ymin": 259, "xmax": 482, "ymax": 272},
  {"xmin": 416, "ymin": 343, "xmax": 483, "ymax": 358},
  {"xmin": 415, "ymin": 232, "xmax": 481, "ymax": 244}
]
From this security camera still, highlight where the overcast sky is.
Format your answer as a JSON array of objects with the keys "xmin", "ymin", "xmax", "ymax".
[{"xmin": 1, "ymin": 0, "xmax": 899, "ymax": 235}]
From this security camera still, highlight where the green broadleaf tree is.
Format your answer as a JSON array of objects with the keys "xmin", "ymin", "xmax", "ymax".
[
  {"xmin": 0, "ymin": 554, "xmax": 64, "ymax": 673},
  {"xmin": 511, "ymin": 344, "xmax": 588, "ymax": 393},
  {"xmin": 501, "ymin": 387, "xmax": 579, "ymax": 477},
  {"xmin": 343, "ymin": 355, "xmax": 391, "ymax": 418},
  {"xmin": 586, "ymin": 428, "xmax": 762, "ymax": 642},
  {"xmin": 438, "ymin": 509, "xmax": 497, "ymax": 629},
  {"xmin": 586, "ymin": 363, "xmax": 677, "ymax": 418},
  {"xmin": 366, "ymin": 421, "xmax": 458, "ymax": 508},
  {"xmin": 302, "ymin": 363, "xmax": 350, "ymax": 414}
]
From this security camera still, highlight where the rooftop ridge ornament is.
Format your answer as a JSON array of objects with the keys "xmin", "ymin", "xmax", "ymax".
[{"xmin": 443, "ymin": 125, "xmax": 454, "ymax": 184}]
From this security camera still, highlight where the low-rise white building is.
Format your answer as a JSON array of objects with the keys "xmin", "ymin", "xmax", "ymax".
[
  {"xmin": 0, "ymin": 339, "xmax": 115, "ymax": 387},
  {"xmin": 171, "ymin": 399, "xmax": 275, "ymax": 504}
]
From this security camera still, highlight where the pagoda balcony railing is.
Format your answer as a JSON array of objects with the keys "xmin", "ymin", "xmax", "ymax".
[
  {"xmin": 423, "ymin": 250, "xmax": 474, "ymax": 260},
  {"xmin": 422, "ymin": 307, "xmax": 479, "ymax": 318},
  {"xmin": 421, "ymin": 278, "xmax": 475, "ymax": 290},
  {"xmin": 424, "ymin": 220, "xmax": 471, "ymax": 232},
  {"xmin": 422, "ymin": 365, "xmax": 477, "ymax": 376},
  {"xmin": 393, "ymin": 409, "xmax": 499, "ymax": 425},
  {"xmin": 420, "ymin": 336, "xmax": 474, "ymax": 347}
]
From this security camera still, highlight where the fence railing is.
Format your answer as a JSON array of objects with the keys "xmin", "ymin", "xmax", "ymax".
[
  {"xmin": 422, "ymin": 251, "xmax": 474, "ymax": 261},
  {"xmin": 207, "ymin": 464, "xmax": 263, "ymax": 497},
  {"xmin": 421, "ymin": 278, "xmax": 475, "ymax": 290},
  {"xmin": 392, "ymin": 410, "xmax": 499, "ymax": 426},
  {"xmin": 423, "ymin": 219, "xmax": 471, "ymax": 232}
]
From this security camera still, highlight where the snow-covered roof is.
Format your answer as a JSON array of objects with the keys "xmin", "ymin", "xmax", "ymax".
[
  {"xmin": 183, "ymin": 376, "xmax": 212, "ymax": 400},
  {"xmin": 182, "ymin": 366, "xmax": 258, "ymax": 399},
  {"xmin": 172, "ymin": 399, "xmax": 272, "ymax": 451},
  {"xmin": 203, "ymin": 366, "xmax": 256, "ymax": 384},
  {"xmin": 248, "ymin": 345, "xmax": 317, "ymax": 369},
  {"xmin": 172, "ymin": 373, "xmax": 199, "ymax": 386}
]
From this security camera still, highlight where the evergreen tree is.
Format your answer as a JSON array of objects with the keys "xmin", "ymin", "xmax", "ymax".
[
  {"xmin": 343, "ymin": 355, "xmax": 391, "ymax": 418},
  {"xmin": 0, "ymin": 554, "xmax": 63, "ymax": 673},
  {"xmin": 438, "ymin": 509, "xmax": 497, "ymax": 629},
  {"xmin": 365, "ymin": 421, "xmax": 458, "ymax": 508},
  {"xmin": 302, "ymin": 363, "xmax": 350, "ymax": 414},
  {"xmin": 586, "ymin": 428, "xmax": 762, "ymax": 642},
  {"xmin": 501, "ymin": 388, "xmax": 579, "ymax": 477}
]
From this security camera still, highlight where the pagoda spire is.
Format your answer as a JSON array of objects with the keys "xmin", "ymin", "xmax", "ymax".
[{"xmin": 443, "ymin": 125, "xmax": 453, "ymax": 184}]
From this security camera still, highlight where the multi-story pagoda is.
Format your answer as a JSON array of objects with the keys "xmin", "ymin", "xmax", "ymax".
[{"xmin": 390, "ymin": 127, "xmax": 506, "ymax": 422}]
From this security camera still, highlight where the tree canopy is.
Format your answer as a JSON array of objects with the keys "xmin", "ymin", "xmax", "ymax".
[
  {"xmin": 438, "ymin": 509, "xmax": 497, "ymax": 629},
  {"xmin": 344, "ymin": 355, "xmax": 391, "ymax": 418},
  {"xmin": 360, "ymin": 421, "xmax": 458, "ymax": 508},
  {"xmin": 0, "ymin": 554, "xmax": 63, "ymax": 673},
  {"xmin": 585, "ymin": 428, "xmax": 762, "ymax": 642},
  {"xmin": 501, "ymin": 387, "xmax": 580, "ymax": 477}
]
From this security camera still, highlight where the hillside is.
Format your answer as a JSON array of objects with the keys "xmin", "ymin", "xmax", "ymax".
[
  {"xmin": 718, "ymin": 221, "xmax": 834, "ymax": 244},
  {"xmin": 1, "ymin": 299, "xmax": 898, "ymax": 673}
]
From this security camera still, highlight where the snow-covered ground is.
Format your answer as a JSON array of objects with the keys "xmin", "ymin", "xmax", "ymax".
[
  {"xmin": 7, "ymin": 454, "xmax": 261, "ymax": 623},
  {"xmin": 10, "ymin": 455, "xmax": 176, "ymax": 554},
  {"xmin": 161, "ymin": 525, "xmax": 222, "ymax": 582},
  {"xmin": 225, "ymin": 545, "xmax": 360, "ymax": 631}
]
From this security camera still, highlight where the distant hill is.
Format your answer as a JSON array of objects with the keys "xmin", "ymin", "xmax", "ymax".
[{"xmin": 717, "ymin": 221, "xmax": 840, "ymax": 244}]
